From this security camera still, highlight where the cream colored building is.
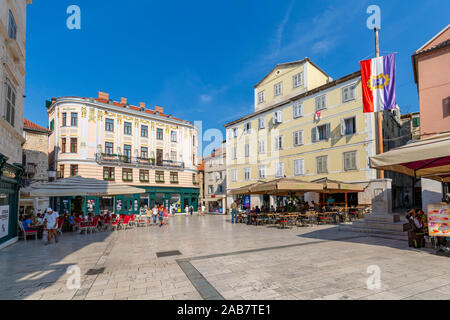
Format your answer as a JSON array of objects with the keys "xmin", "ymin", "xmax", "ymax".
[
  {"xmin": 225, "ymin": 58, "xmax": 389, "ymax": 209},
  {"xmin": 0, "ymin": 0, "xmax": 33, "ymax": 249},
  {"xmin": 19, "ymin": 118, "xmax": 50, "ymax": 215},
  {"xmin": 204, "ymin": 143, "xmax": 227, "ymax": 214},
  {"xmin": 0, "ymin": 0, "xmax": 32, "ymax": 163},
  {"xmin": 47, "ymin": 92, "xmax": 200, "ymax": 215}
]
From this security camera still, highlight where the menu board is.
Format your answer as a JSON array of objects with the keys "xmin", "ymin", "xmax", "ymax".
[
  {"xmin": 0, "ymin": 206, "xmax": 9, "ymax": 239},
  {"xmin": 427, "ymin": 204, "xmax": 450, "ymax": 237}
]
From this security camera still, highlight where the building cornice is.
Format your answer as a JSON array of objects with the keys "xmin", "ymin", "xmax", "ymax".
[{"xmin": 48, "ymin": 98, "xmax": 196, "ymax": 129}]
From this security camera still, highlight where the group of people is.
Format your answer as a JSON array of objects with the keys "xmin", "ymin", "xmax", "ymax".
[
  {"xmin": 22, "ymin": 208, "xmax": 60, "ymax": 245},
  {"xmin": 405, "ymin": 208, "xmax": 448, "ymax": 249}
]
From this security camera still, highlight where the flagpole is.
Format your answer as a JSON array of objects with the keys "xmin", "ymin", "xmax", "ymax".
[{"xmin": 374, "ymin": 27, "xmax": 384, "ymax": 179}]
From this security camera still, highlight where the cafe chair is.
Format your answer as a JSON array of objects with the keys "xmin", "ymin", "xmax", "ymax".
[{"xmin": 18, "ymin": 222, "xmax": 38, "ymax": 242}]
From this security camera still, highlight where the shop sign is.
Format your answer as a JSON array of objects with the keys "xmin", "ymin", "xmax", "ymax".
[
  {"xmin": 0, "ymin": 206, "xmax": 9, "ymax": 239},
  {"xmin": 428, "ymin": 204, "xmax": 450, "ymax": 237}
]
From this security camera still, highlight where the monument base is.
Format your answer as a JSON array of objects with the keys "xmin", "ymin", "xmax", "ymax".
[{"xmin": 339, "ymin": 179, "xmax": 407, "ymax": 240}]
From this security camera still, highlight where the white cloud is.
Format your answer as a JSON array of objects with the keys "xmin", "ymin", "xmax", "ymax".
[{"xmin": 200, "ymin": 94, "xmax": 213, "ymax": 103}]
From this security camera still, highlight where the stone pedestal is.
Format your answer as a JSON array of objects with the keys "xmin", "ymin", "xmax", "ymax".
[{"xmin": 339, "ymin": 179, "xmax": 407, "ymax": 238}]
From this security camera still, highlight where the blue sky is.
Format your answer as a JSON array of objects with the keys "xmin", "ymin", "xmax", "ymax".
[{"xmin": 25, "ymin": 0, "xmax": 449, "ymax": 153}]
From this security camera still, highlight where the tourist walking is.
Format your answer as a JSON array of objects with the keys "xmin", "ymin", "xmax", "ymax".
[
  {"xmin": 158, "ymin": 204, "xmax": 165, "ymax": 227},
  {"xmin": 164, "ymin": 208, "xmax": 169, "ymax": 226},
  {"xmin": 44, "ymin": 208, "xmax": 59, "ymax": 245},
  {"xmin": 189, "ymin": 205, "xmax": 194, "ymax": 216},
  {"xmin": 201, "ymin": 204, "xmax": 206, "ymax": 216},
  {"xmin": 152, "ymin": 205, "xmax": 158, "ymax": 225},
  {"xmin": 231, "ymin": 201, "xmax": 238, "ymax": 224}
]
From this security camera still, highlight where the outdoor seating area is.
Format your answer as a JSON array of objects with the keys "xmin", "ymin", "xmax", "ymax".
[{"xmin": 235, "ymin": 206, "xmax": 370, "ymax": 229}]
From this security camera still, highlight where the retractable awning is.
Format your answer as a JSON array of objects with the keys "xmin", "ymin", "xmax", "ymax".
[
  {"xmin": 369, "ymin": 134, "xmax": 450, "ymax": 182},
  {"xmin": 22, "ymin": 176, "xmax": 146, "ymax": 197}
]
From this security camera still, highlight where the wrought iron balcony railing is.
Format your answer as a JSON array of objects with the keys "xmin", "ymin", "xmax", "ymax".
[{"xmin": 95, "ymin": 153, "xmax": 185, "ymax": 170}]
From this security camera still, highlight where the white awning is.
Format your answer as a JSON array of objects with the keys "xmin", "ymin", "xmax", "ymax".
[{"xmin": 22, "ymin": 176, "xmax": 146, "ymax": 197}]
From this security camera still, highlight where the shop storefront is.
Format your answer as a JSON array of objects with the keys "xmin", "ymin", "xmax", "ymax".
[
  {"xmin": 0, "ymin": 155, "xmax": 24, "ymax": 249},
  {"xmin": 54, "ymin": 186, "xmax": 199, "ymax": 216}
]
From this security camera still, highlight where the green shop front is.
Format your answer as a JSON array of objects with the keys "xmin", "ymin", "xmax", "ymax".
[
  {"xmin": 0, "ymin": 155, "xmax": 24, "ymax": 249},
  {"xmin": 56, "ymin": 186, "xmax": 199, "ymax": 215}
]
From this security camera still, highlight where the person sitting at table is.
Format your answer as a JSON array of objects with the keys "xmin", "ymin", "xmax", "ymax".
[
  {"xmin": 311, "ymin": 201, "xmax": 318, "ymax": 211},
  {"xmin": 250, "ymin": 207, "xmax": 258, "ymax": 224},
  {"xmin": 270, "ymin": 205, "xmax": 275, "ymax": 214},
  {"xmin": 67, "ymin": 213, "xmax": 75, "ymax": 231},
  {"xmin": 245, "ymin": 207, "xmax": 251, "ymax": 224},
  {"xmin": 255, "ymin": 206, "xmax": 261, "ymax": 215},
  {"xmin": 23, "ymin": 214, "xmax": 38, "ymax": 233}
]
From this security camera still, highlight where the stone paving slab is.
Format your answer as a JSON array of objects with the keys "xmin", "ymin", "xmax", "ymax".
[{"xmin": 0, "ymin": 215, "xmax": 449, "ymax": 300}]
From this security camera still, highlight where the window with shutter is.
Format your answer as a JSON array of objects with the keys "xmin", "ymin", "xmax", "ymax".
[
  {"xmin": 343, "ymin": 151, "xmax": 357, "ymax": 171},
  {"xmin": 317, "ymin": 156, "xmax": 328, "ymax": 174},
  {"xmin": 245, "ymin": 144, "xmax": 250, "ymax": 157},
  {"xmin": 315, "ymin": 95, "xmax": 326, "ymax": 111},
  {"xmin": 293, "ymin": 130, "xmax": 303, "ymax": 146},
  {"xmin": 342, "ymin": 84, "xmax": 356, "ymax": 103},
  {"xmin": 294, "ymin": 159, "xmax": 305, "ymax": 176},
  {"xmin": 312, "ymin": 127, "xmax": 318, "ymax": 143},
  {"xmin": 293, "ymin": 102, "xmax": 303, "ymax": 118}
]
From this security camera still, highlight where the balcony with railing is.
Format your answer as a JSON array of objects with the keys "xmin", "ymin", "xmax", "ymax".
[
  {"xmin": 24, "ymin": 163, "xmax": 37, "ymax": 178},
  {"xmin": 95, "ymin": 153, "xmax": 185, "ymax": 170}
]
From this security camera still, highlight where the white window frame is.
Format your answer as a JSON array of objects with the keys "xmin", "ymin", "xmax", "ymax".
[
  {"xmin": 244, "ymin": 167, "xmax": 251, "ymax": 181},
  {"xmin": 316, "ymin": 156, "xmax": 328, "ymax": 174},
  {"xmin": 293, "ymin": 72, "xmax": 303, "ymax": 88},
  {"xmin": 231, "ymin": 169, "xmax": 237, "ymax": 182},
  {"xmin": 231, "ymin": 147, "xmax": 237, "ymax": 160},
  {"xmin": 342, "ymin": 84, "xmax": 356, "ymax": 103},
  {"xmin": 293, "ymin": 130, "xmax": 304, "ymax": 146},
  {"xmin": 258, "ymin": 117, "xmax": 265, "ymax": 130},
  {"xmin": 258, "ymin": 165, "xmax": 267, "ymax": 179},
  {"xmin": 343, "ymin": 151, "xmax": 357, "ymax": 171},
  {"xmin": 8, "ymin": 10, "xmax": 17, "ymax": 40},
  {"xmin": 341, "ymin": 117, "xmax": 357, "ymax": 136},
  {"xmin": 243, "ymin": 122, "xmax": 251, "ymax": 134},
  {"xmin": 274, "ymin": 82, "xmax": 283, "ymax": 97},
  {"xmin": 294, "ymin": 158, "xmax": 305, "ymax": 176},
  {"xmin": 245, "ymin": 144, "xmax": 250, "ymax": 157},
  {"xmin": 3, "ymin": 79, "xmax": 16, "ymax": 127},
  {"xmin": 275, "ymin": 162, "xmax": 285, "ymax": 178},
  {"xmin": 170, "ymin": 130, "xmax": 177, "ymax": 142},
  {"xmin": 293, "ymin": 101, "xmax": 303, "ymax": 119},
  {"xmin": 312, "ymin": 123, "xmax": 331, "ymax": 142},
  {"xmin": 274, "ymin": 135, "xmax": 283, "ymax": 151},
  {"xmin": 258, "ymin": 91, "xmax": 265, "ymax": 104},
  {"xmin": 273, "ymin": 110, "xmax": 283, "ymax": 124},
  {"xmin": 258, "ymin": 140, "xmax": 266, "ymax": 154},
  {"xmin": 315, "ymin": 94, "xmax": 327, "ymax": 111},
  {"xmin": 233, "ymin": 128, "xmax": 238, "ymax": 138}
]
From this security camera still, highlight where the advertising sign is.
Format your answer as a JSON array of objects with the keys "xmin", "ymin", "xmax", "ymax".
[
  {"xmin": 427, "ymin": 204, "xmax": 450, "ymax": 237},
  {"xmin": 244, "ymin": 195, "xmax": 251, "ymax": 209},
  {"xmin": 0, "ymin": 205, "xmax": 9, "ymax": 239}
]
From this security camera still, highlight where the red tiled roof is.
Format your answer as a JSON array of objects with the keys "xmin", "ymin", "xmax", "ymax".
[
  {"xmin": 197, "ymin": 160, "xmax": 205, "ymax": 171},
  {"xmin": 24, "ymin": 118, "xmax": 50, "ymax": 132},
  {"xmin": 51, "ymin": 96, "xmax": 186, "ymax": 123}
]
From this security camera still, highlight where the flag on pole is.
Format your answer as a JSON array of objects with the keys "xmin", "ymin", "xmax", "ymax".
[{"xmin": 360, "ymin": 54, "xmax": 396, "ymax": 113}]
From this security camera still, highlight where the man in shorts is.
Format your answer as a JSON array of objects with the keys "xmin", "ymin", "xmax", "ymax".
[{"xmin": 44, "ymin": 208, "xmax": 59, "ymax": 245}]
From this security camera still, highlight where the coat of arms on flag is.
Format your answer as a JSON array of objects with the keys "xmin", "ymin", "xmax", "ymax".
[{"xmin": 360, "ymin": 54, "xmax": 397, "ymax": 113}]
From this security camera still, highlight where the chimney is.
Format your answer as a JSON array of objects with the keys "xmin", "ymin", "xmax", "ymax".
[
  {"xmin": 121, "ymin": 97, "xmax": 127, "ymax": 105},
  {"xmin": 98, "ymin": 91, "xmax": 109, "ymax": 101},
  {"xmin": 139, "ymin": 102, "xmax": 146, "ymax": 109},
  {"xmin": 155, "ymin": 105, "xmax": 164, "ymax": 114}
]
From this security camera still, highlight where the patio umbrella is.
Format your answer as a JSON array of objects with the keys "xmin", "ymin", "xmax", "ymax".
[
  {"xmin": 22, "ymin": 176, "xmax": 146, "ymax": 197},
  {"xmin": 229, "ymin": 183, "xmax": 261, "ymax": 195},
  {"xmin": 312, "ymin": 178, "xmax": 366, "ymax": 193},
  {"xmin": 369, "ymin": 134, "xmax": 450, "ymax": 183},
  {"xmin": 249, "ymin": 178, "xmax": 323, "ymax": 195}
]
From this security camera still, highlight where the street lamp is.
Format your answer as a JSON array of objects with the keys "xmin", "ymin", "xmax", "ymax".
[{"xmin": 47, "ymin": 168, "xmax": 56, "ymax": 182}]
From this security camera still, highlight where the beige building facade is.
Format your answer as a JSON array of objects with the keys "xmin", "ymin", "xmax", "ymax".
[
  {"xmin": 47, "ymin": 92, "xmax": 200, "ymax": 214},
  {"xmin": 204, "ymin": 143, "xmax": 227, "ymax": 214}
]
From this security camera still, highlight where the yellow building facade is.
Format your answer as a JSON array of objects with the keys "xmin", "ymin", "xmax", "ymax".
[{"xmin": 225, "ymin": 58, "xmax": 378, "ymax": 208}]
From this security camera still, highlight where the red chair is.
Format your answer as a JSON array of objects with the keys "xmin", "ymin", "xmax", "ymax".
[
  {"xmin": 88, "ymin": 216, "xmax": 100, "ymax": 233},
  {"xmin": 18, "ymin": 222, "xmax": 38, "ymax": 241},
  {"xmin": 119, "ymin": 215, "xmax": 131, "ymax": 230}
]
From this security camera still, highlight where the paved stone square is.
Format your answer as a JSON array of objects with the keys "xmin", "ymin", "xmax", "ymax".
[{"xmin": 1, "ymin": 215, "xmax": 449, "ymax": 300}]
